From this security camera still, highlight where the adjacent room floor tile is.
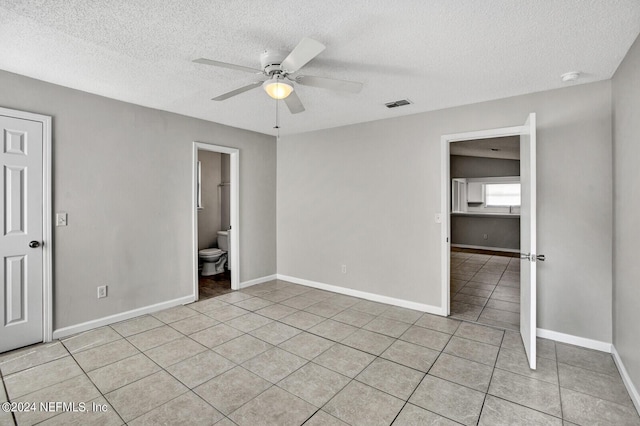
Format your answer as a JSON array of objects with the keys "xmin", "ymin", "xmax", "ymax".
[
  {"xmin": 194, "ymin": 366, "xmax": 271, "ymax": 415},
  {"xmin": 355, "ymin": 358, "xmax": 424, "ymax": 400},
  {"xmin": 229, "ymin": 385, "xmax": 316, "ymax": 426},
  {"xmin": 409, "ymin": 375, "xmax": 485, "ymax": 426},
  {"xmin": 324, "ymin": 381, "xmax": 405, "ymax": 426},
  {"xmin": 278, "ymin": 362, "xmax": 350, "ymax": 407}
]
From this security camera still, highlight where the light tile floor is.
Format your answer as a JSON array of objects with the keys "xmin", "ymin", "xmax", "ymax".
[
  {"xmin": 0, "ymin": 279, "xmax": 638, "ymax": 425},
  {"xmin": 450, "ymin": 249, "xmax": 521, "ymax": 330}
]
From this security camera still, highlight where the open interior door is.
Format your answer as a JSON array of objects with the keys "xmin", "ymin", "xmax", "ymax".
[{"xmin": 520, "ymin": 113, "xmax": 538, "ymax": 370}]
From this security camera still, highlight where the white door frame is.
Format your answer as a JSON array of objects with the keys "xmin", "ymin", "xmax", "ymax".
[
  {"xmin": 0, "ymin": 106, "xmax": 53, "ymax": 343},
  {"xmin": 440, "ymin": 125, "xmax": 523, "ymax": 315},
  {"xmin": 192, "ymin": 142, "xmax": 240, "ymax": 295}
]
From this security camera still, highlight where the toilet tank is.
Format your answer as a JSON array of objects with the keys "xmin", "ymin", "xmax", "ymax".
[{"xmin": 217, "ymin": 230, "xmax": 229, "ymax": 251}]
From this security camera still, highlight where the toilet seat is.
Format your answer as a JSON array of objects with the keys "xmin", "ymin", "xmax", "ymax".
[{"xmin": 199, "ymin": 248, "xmax": 224, "ymax": 257}]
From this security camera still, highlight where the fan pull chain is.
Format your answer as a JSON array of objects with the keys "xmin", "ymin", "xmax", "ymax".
[{"xmin": 274, "ymin": 98, "xmax": 280, "ymax": 138}]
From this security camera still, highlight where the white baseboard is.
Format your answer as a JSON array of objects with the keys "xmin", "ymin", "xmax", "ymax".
[
  {"xmin": 240, "ymin": 274, "xmax": 277, "ymax": 289},
  {"xmin": 277, "ymin": 274, "xmax": 445, "ymax": 316},
  {"xmin": 611, "ymin": 345, "xmax": 640, "ymax": 414},
  {"xmin": 52, "ymin": 295, "xmax": 195, "ymax": 340},
  {"xmin": 451, "ymin": 244, "xmax": 520, "ymax": 254},
  {"xmin": 536, "ymin": 328, "xmax": 612, "ymax": 353}
]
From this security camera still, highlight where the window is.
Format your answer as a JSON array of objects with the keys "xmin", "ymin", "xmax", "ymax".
[{"xmin": 485, "ymin": 183, "xmax": 521, "ymax": 207}]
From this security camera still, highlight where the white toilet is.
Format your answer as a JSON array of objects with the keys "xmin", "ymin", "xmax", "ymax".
[{"xmin": 199, "ymin": 230, "xmax": 229, "ymax": 276}]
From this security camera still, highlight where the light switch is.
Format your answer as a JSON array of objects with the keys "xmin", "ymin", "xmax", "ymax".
[{"xmin": 56, "ymin": 212, "xmax": 67, "ymax": 227}]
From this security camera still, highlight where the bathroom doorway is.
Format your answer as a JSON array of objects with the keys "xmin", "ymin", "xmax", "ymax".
[{"xmin": 192, "ymin": 142, "xmax": 240, "ymax": 300}]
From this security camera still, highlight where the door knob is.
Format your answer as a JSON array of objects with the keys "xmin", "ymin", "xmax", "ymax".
[{"xmin": 29, "ymin": 241, "xmax": 40, "ymax": 248}]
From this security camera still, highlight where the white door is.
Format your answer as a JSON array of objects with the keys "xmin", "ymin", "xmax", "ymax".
[
  {"xmin": 520, "ymin": 113, "xmax": 538, "ymax": 369},
  {"xmin": 0, "ymin": 114, "xmax": 44, "ymax": 353}
]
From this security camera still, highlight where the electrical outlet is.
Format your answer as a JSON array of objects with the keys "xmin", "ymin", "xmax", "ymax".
[
  {"xmin": 341, "ymin": 265, "xmax": 347, "ymax": 274},
  {"xmin": 56, "ymin": 212, "xmax": 67, "ymax": 227},
  {"xmin": 97, "ymin": 285, "xmax": 108, "ymax": 299},
  {"xmin": 483, "ymin": 234, "xmax": 488, "ymax": 240}
]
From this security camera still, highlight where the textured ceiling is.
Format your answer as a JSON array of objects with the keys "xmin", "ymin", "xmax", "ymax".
[
  {"xmin": 452, "ymin": 137, "xmax": 520, "ymax": 160},
  {"xmin": 1, "ymin": 1, "xmax": 639, "ymax": 136}
]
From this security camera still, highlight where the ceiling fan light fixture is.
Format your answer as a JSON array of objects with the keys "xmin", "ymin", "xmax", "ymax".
[{"xmin": 263, "ymin": 77, "xmax": 293, "ymax": 99}]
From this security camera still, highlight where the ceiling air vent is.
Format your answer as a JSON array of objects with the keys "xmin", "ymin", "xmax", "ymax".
[{"xmin": 385, "ymin": 99, "xmax": 412, "ymax": 109}]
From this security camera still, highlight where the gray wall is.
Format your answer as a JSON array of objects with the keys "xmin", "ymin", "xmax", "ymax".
[
  {"xmin": 0, "ymin": 69, "xmax": 277, "ymax": 330},
  {"xmin": 197, "ymin": 150, "xmax": 222, "ymax": 250},
  {"xmin": 450, "ymin": 155, "xmax": 521, "ymax": 250},
  {"xmin": 278, "ymin": 81, "xmax": 613, "ymax": 342},
  {"xmin": 612, "ymin": 34, "xmax": 640, "ymax": 397},
  {"xmin": 450, "ymin": 155, "xmax": 520, "ymax": 178},
  {"xmin": 451, "ymin": 215, "xmax": 520, "ymax": 250}
]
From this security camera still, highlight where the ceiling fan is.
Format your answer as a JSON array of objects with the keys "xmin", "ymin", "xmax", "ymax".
[{"xmin": 193, "ymin": 37, "xmax": 363, "ymax": 114}]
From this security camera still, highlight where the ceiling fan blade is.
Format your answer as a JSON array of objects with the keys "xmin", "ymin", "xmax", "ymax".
[
  {"xmin": 193, "ymin": 58, "xmax": 262, "ymax": 74},
  {"xmin": 296, "ymin": 75, "xmax": 363, "ymax": 93},
  {"xmin": 280, "ymin": 37, "xmax": 326, "ymax": 73},
  {"xmin": 284, "ymin": 91, "xmax": 305, "ymax": 114},
  {"xmin": 212, "ymin": 82, "xmax": 263, "ymax": 101}
]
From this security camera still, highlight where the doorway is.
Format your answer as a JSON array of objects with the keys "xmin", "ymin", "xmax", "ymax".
[
  {"xmin": 192, "ymin": 143, "xmax": 240, "ymax": 300},
  {"xmin": 448, "ymin": 137, "xmax": 521, "ymax": 330},
  {"xmin": 0, "ymin": 107, "xmax": 53, "ymax": 353},
  {"xmin": 441, "ymin": 114, "xmax": 538, "ymax": 369}
]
